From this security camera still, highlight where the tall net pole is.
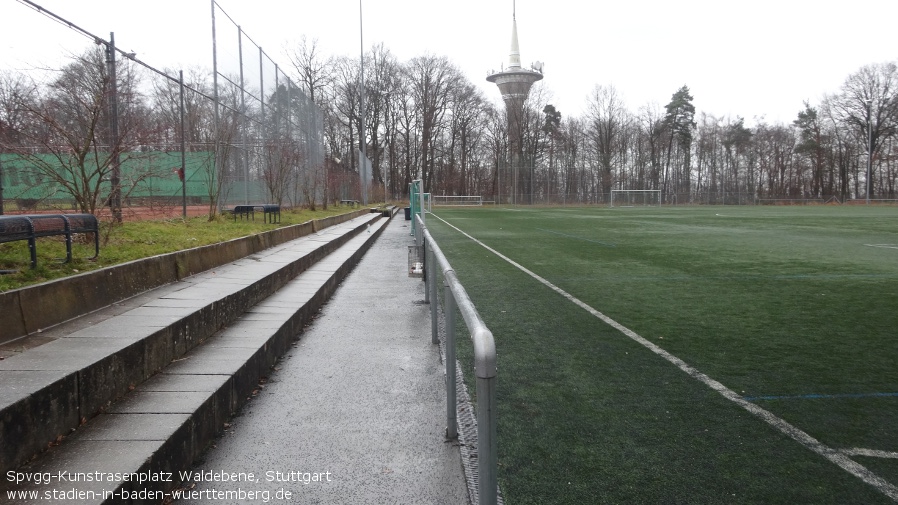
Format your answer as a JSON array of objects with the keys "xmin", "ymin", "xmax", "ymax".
[
  {"xmin": 179, "ymin": 70, "xmax": 187, "ymax": 218},
  {"xmin": 106, "ymin": 32, "xmax": 122, "ymax": 222}
]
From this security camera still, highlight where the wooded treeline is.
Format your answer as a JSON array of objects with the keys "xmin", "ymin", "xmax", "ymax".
[
  {"xmin": 301, "ymin": 41, "xmax": 898, "ymax": 204},
  {"xmin": 2, "ymin": 38, "xmax": 897, "ymax": 214}
]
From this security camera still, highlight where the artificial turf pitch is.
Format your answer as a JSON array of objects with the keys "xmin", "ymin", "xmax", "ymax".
[{"xmin": 425, "ymin": 205, "xmax": 898, "ymax": 504}]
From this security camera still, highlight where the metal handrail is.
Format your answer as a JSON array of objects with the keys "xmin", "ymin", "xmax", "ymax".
[{"xmin": 416, "ymin": 214, "xmax": 498, "ymax": 505}]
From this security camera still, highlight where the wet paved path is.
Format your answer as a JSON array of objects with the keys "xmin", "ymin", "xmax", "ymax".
[{"xmin": 179, "ymin": 217, "xmax": 469, "ymax": 504}]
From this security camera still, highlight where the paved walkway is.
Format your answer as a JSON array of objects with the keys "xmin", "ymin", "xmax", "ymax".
[{"xmin": 179, "ymin": 217, "xmax": 469, "ymax": 504}]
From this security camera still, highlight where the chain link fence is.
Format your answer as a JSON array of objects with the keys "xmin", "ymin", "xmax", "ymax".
[
  {"xmin": 0, "ymin": 1, "xmax": 324, "ymax": 218},
  {"xmin": 211, "ymin": 1, "xmax": 324, "ymax": 209}
]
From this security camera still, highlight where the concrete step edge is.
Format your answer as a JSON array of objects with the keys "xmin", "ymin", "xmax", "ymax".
[
  {"xmin": 0, "ymin": 213, "xmax": 382, "ymax": 476},
  {"xmin": 0, "ymin": 216, "xmax": 390, "ymax": 503}
]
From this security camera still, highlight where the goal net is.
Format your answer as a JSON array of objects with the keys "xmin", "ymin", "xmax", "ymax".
[
  {"xmin": 432, "ymin": 195, "xmax": 483, "ymax": 207},
  {"xmin": 610, "ymin": 189, "xmax": 661, "ymax": 207}
]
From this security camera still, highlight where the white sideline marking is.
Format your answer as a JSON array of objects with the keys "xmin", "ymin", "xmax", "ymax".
[
  {"xmin": 843, "ymin": 448, "xmax": 898, "ymax": 459},
  {"xmin": 865, "ymin": 244, "xmax": 898, "ymax": 250},
  {"xmin": 433, "ymin": 214, "xmax": 898, "ymax": 502}
]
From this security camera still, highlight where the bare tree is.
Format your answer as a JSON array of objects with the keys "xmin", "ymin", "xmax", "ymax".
[
  {"xmin": 0, "ymin": 73, "xmax": 34, "ymax": 143},
  {"xmin": 393, "ymin": 78, "xmax": 420, "ymax": 195},
  {"xmin": 287, "ymin": 36, "xmax": 334, "ymax": 107},
  {"xmin": 150, "ymin": 67, "xmax": 216, "ymax": 148},
  {"xmin": 404, "ymin": 55, "xmax": 460, "ymax": 191},
  {"xmin": 262, "ymin": 140, "xmax": 296, "ymax": 206},
  {"xmin": 209, "ymin": 80, "xmax": 243, "ymax": 217},
  {"xmin": 330, "ymin": 56, "xmax": 362, "ymax": 200},
  {"xmin": 365, "ymin": 43, "xmax": 402, "ymax": 199},
  {"xmin": 1, "ymin": 47, "xmax": 155, "ymax": 216},
  {"xmin": 753, "ymin": 121, "xmax": 796, "ymax": 198},
  {"xmin": 634, "ymin": 103, "xmax": 665, "ymax": 192},
  {"xmin": 483, "ymin": 106, "xmax": 507, "ymax": 202},
  {"xmin": 830, "ymin": 62, "xmax": 898, "ymax": 198},
  {"xmin": 586, "ymin": 84, "xmax": 629, "ymax": 201},
  {"xmin": 287, "ymin": 37, "xmax": 334, "ymax": 208},
  {"xmin": 448, "ymin": 82, "xmax": 489, "ymax": 197},
  {"xmin": 0, "ymin": 73, "xmax": 37, "ymax": 213},
  {"xmin": 519, "ymin": 83, "xmax": 551, "ymax": 204}
]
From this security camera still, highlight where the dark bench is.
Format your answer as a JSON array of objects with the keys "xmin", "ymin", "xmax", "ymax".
[
  {"xmin": 259, "ymin": 204, "xmax": 280, "ymax": 223},
  {"xmin": 0, "ymin": 214, "xmax": 99, "ymax": 268},
  {"xmin": 231, "ymin": 205, "xmax": 254, "ymax": 221},
  {"xmin": 231, "ymin": 204, "xmax": 281, "ymax": 224}
]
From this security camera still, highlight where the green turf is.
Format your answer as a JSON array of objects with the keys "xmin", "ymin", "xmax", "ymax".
[{"xmin": 426, "ymin": 205, "xmax": 898, "ymax": 504}]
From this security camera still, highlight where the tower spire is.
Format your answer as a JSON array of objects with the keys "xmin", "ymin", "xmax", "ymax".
[{"xmin": 509, "ymin": 2, "xmax": 521, "ymax": 68}]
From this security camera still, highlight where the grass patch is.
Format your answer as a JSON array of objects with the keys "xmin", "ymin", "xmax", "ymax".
[
  {"xmin": 0, "ymin": 206, "xmax": 355, "ymax": 292},
  {"xmin": 428, "ymin": 205, "xmax": 898, "ymax": 504}
]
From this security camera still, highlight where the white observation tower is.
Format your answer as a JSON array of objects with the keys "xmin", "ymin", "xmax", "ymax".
[{"xmin": 487, "ymin": 2, "xmax": 543, "ymax": 204}]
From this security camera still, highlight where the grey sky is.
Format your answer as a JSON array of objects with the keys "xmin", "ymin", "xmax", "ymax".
[{"xmin": 3, "ymin": 0, "xmax": 897, "ymax": 125}]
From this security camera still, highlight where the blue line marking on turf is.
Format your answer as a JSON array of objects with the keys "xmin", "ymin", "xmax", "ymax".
[
  {"xmin": 535, "ymin": 228, "xmax": 616, "ymax": 247},
  {"xmin": 744, "ymin": 392, "xmax": 898, "ymax": 402}
]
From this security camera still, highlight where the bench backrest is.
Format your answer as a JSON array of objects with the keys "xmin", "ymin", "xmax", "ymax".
[
  {"xmin": 0, "ymin": 213, "xmax": 100, "ymax": 268},
  {"xmin": 233, "ymin": 204, "xmax": 279, "ymax": 211},
  {"xmin": 29, "ymin": 215, "xmax": 69, "ymax": 237},
  {"xmin": 0, "ymin": 214, "xmax": 98, "ymax": 241},
  {"xmin": 0, "ymin": 216, "xmax": 34, "ymax": 242},
  {"xmin": 63, "ymin": 214, "xmax": 99, "ymax": 234}
]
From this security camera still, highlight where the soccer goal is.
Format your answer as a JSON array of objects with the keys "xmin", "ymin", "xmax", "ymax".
[
  {"xmin": 431, "ymin": 195, "xmax": 483, "ymax": 207},
  {"xmin": 610, "ymin": 189, "xmax": 661, "ymax": 207}
]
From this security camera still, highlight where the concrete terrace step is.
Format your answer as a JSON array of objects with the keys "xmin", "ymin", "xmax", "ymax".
[
  {"xmin": 172, "ymin": 216, "xmax": 472, "ymax": 505},
  {"xmin": 0, "ymin": 212, "xmax": 388, "ymax": 498}
]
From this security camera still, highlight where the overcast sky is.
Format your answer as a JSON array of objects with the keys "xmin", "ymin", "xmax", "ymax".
[{"xmin": 3, "ymin": 0, "xmax": 897, "ymax": 126}]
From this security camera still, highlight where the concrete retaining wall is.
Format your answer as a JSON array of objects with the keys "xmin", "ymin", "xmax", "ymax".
[{"xmin": 0, "ymin": 209, "xmax": 370, "ymax": 345}]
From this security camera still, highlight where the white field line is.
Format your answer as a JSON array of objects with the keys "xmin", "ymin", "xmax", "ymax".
[
  {"xmin": 865, "ymin": 244, "xmax": 898, "ymax": 250},
  {"xmin": 433, "ymin": 214, "xmax": 898, "ymax": 502},
  {"xmin": 842, "ymin": 449, "xmax": 898, "ymax": 459}
]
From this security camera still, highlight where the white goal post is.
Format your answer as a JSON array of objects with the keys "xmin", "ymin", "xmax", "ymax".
[
  {"xmin": 610, "ymin": 189, "xmax": 661, "ymax": 207},
  {"xmin": 431, "ymin": 195, "xmax": 483, "ymax": 207}
]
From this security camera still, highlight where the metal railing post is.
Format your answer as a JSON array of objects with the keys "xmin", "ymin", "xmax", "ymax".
[
  {"xmin": 419, "ymin": 216, "xmax": 498, "ymax": 505},
  {"xmin": 477, "ymin": 372, "xmax": 498, "ymax": 505},
  {"xmin": 423, "ymin": 237, "xmax": 431, "ymax": 304},
  {"xmin": 473, "ymin": 326, "xmax": 498, "ymax": 505},
  {"xmin": 428, "ymin": 240, "xmax": 438, "ymax": 344},
  {"xmin": 444, "ymin": 280, "xmax": 458, "ymax": 440},
  {"xmin": 415, "ymin": 219, "xmax": 422, "ymax": 248}
]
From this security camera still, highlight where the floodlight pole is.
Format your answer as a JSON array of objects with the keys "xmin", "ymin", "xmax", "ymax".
[
  {"xmin": 238, "ymin": 26, "xmax": 249, "ymax": 205},
  {"xmin": 358, "ymin": 0, "xmax": 368, "ymax": 206},
  {"xmin": 866, "ymin": 99, "xmax": 873, "ymax": 205},
  {"xmin": 211, "ymin": 0, "xmax": 221, "ymax": 213}
]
